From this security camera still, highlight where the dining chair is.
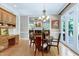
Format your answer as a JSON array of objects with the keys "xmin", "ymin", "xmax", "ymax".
[
  {"xmin": 48, "ymin": 33, "xmax": 61, "ymax": 55},
  {"xmin": 29, "ymin": 31, "xmax": 35, "ymax": 47},
  {"xmin": 34, "ymin": 35, "xmax": 43, "ymax": 55},
  {"xmin": 34, "ymin": 35, "xmax": 48, "ymax": 56}
]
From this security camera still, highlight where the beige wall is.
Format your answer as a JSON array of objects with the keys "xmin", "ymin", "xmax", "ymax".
[
  {"xmin": 50, "ymin": 15, "xmax": 60, "ymax": 39},
  {"xmin": 20, "ymin": 16, "xmax": 29, "ymax": 39}
]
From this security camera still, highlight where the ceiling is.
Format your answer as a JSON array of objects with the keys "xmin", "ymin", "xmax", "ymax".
[{"xmin": 1, "ymin": 3, "xmax": 68, "ymax": 16}]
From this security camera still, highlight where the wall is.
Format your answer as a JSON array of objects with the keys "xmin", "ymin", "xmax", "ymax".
[
  {"xmin": 20, "ymin": 16, "xmax": 29, "ymax": 40},
  {"xmin": 20, "ymin": 15, "xmax": 60, "ymax": 40},
  {"xmin": 50, "ymin": 15, "xmax": 60, "ymax": 39}
]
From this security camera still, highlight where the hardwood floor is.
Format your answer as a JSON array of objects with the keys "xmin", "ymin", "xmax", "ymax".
[{"xmin": 0, "ymin": 39, "xmax": 78, "ymax": 56}]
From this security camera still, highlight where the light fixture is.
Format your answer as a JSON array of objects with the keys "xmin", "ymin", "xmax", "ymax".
[
  {"xmin": 33, "ymin": 4, "xmax": 49, "ymax": 27},
  {"xmin": 33, "ymin": 4, "xmax": 49, "ymax": 22},
  {"xmin": 41, "ymin": 9, "xmax": 49, "ymax": 22}
]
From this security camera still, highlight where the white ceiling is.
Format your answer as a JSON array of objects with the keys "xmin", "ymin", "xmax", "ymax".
[{"xmin": 1, "ymin": 3, "xmax": 68, "ymax": 16}]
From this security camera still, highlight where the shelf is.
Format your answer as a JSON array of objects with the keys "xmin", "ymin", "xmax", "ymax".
[{"xmin": 0, "ymin": 25, "xmax": 15, "ymax": 29}]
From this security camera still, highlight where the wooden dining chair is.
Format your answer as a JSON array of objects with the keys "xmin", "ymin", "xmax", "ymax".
[
  {"xmin": 34, "ymin": 35, "xmax": 44, "ymax": 56},
  {"xmin": 48, "ymin": 33, "xmax": 61, "ymax": 54},
  {"xmin": 29, "ymin": 31, "xmax": 35, "ymax": 47}
]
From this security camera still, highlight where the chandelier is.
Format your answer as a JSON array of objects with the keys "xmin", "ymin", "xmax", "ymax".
[
  {"xmin": 33, "ymin": 4, "xmax": 49, "ymax": 27},
  {"xmin": 39, "ymin": 9, "xmax": 49, "ymax": 22}
]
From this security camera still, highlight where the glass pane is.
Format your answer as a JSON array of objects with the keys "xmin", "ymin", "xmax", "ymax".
[
  {"xmin": 68, "ymin": 18, "xmax": 73, "ymax": 37},
  {"xmin": 63, "ymin": 21, "xmax": 65, "ymax": 32},
  {"xmin": 68, "ymin": 11, "xmax": 74, "ymax": 47}
]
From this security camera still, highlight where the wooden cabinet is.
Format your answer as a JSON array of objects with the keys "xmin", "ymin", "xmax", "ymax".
[
  {"xmin": 1, "ymin": 9, "xmax": 7, "ymax": 23},
  {"xmin": 5, "ymin": 12, "xmax": 10, "ymax": 24},
  {"xmin": 8, "ymin": 14, "xmax": 16, "ymax": 27},
  {"xmin": 0, "ymin": 35, "xmax": 19, "ymax": 51},
  {"xmin": 0, "ymin": 8, "xmax": 16, "ymax": 28},
  {"xmin": 0, "ymin": 8, "xmax": 1, "ymax": 22},
  {"xmin": 0, "ymin": 9, "xmax": 2, "ymax": 23},
  {"xmin": 12, "ymin": 15, "xmax": 16, "ymax": 26},
  {"xmin": 15, "ymin": 35, "xmax": 19, "ymax": 44},
  {"xmin": 7, "ymin": 13, "xmax": 12, "ymax": 24}
]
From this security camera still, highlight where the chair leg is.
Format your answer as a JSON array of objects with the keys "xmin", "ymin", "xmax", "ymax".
[
  {"xmin": 48, "ymin": 46, "xmax": 51, "ymax": 51},
  {"xmin": 30, "ymin": 41, "xmax": 31, "ymax": 47},
  {"xmin": 48, "ymin": 46, "xmax": 51, "ymax": 55},
  {"xmin": 42, "ymin": 48, "xmax": 44, "ymax": 56},
  {"xmin": 48, "ymin": 46, "xmax": 50, "ymax": 50},
  {"xmin": 34, "ymin": 47, "xmax": 37, "ymax": 56},
  {"xmin": 33, "ymin": 43, "xmax": 35, "ymax": 47},
  {"xmin": 57, "ymin": 46, "xmax": 59, "ymax": 55}
]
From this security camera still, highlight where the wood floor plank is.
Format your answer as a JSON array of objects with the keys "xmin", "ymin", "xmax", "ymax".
[{"xmin": 0, "ymin": 39, "xmax": 78, "ymax": 56}]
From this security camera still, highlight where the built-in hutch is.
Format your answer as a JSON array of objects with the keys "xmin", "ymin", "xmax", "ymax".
[
  {"xmin": 0, "ymin": 8, "xmax": 16, "ymax": 28},
  {"xmin": 0, "ymin": 8, "xmax": 19, "ymax": 51}
]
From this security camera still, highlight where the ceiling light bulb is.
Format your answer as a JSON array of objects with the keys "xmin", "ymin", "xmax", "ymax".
[
  {"xmin": 42, "ymin": 16, "xmax": 45, "ymax": 18},
  {"xmin": 43, "ymin": 20, "xmax": 46, "ymax": 22},
  {"xmin": 47, "ymin": 16, "xmax": 49, "ymax": 19},
  {"xmin": 39, "ymin": 17, "xmax": 41, "ymax": 19}
]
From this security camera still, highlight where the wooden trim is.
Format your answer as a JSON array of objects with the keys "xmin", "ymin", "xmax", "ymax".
[{"xmin": 0, "ymin": 7, "xmax": 16, "ymax": 16}]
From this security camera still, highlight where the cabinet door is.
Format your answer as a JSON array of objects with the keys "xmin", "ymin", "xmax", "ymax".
[
  {"xmin": 8, "ymin": 13, "xmax": 12, "ymax": 24},
  {"xmin": 1, "ymin": 10, "xmax": 7, "ymax": 23},
  {"xmin": 0, "ymin": 9, "xmax": 2, "ymax": 22},
  {"xmin": 0, "ymin": 9, "xmax": 1, "ymax": 22},
  {"xmin": 12, "ymin": 15, "xmax": 16, "ymax": 26},
  {"xmin": 5, "ymin": 12, "xmax": 9, "ymax": 24}
]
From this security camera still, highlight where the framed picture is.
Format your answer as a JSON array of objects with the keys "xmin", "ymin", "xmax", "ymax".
[{"xmin": 51, "ymin": 20, "xmax": 59, "ymax": 29}]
